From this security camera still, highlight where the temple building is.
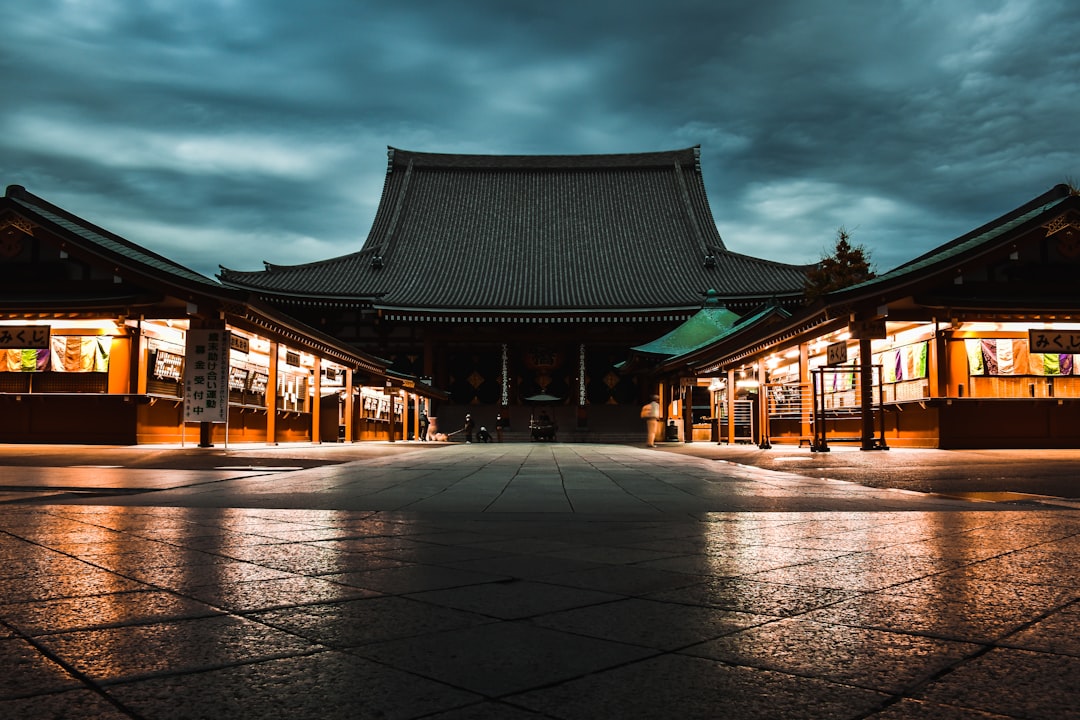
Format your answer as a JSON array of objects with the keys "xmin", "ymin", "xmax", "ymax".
[
  {"xmin": 218, "ymin": 147, "xmax": 811, "ymax": 439},
  {"xmin": 6, "ymin": 144, "xmax": 1074, "ymax": 449},
  {"xmin": 0, "ymin": 185, "xmax": 443, "ymax": 445},
  {"xmin": 650, "ymin": 183, "xmax": 1080, "ymax": 449}
]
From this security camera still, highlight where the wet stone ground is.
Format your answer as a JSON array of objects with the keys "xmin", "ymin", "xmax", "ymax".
[
  {"xmin": 0, "ymin": 443, "xmax": 1078, "ymax": 718},
  {"xmin": 0, "ymin": 505, "xmax": 1076, "ymax": 719}
]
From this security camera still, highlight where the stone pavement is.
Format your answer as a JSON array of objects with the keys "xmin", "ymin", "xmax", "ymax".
[{"xmin": 1, "ymin": 442, "xmax": 1078, "ymax": 719}]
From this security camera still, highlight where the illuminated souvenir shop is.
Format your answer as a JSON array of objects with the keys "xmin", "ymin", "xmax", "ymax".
[
  {"xmin": 0, "ymin": 185, "xmax": 439, "ymax": 445},
  {"xmin": 663, "ymin": 183, "xmax": 1080, "ymax": 449}
]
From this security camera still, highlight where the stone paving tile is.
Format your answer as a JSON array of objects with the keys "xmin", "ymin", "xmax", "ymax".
[
  {"xmin": 107, "ymin": 560, "xmax": 295, "ymax": 592},
  {"xmin": 179, "ymin": 575, "xmax": 380, "ymax": 613},
  {"xmin": 407, "ymin": 579, "xmax": 623, "ymax": 620},
  {"xmin": 681, "ymin": 616, "xmax": 982, "ymax": 694},
  {"xmin": 74, "ymin": 544, "xmax": 230, "ymax": 571},
  {"xmin": 422, "ymin": 701, "xmax": 552, "ymax": 719},
  {"xmin": 630, "ymin": 545, "xmax": 850, "ymax": 576},
  {"xmin": 348, "ymin": 620, "xmax": 656, "ymax": 697},
  {"xmin": 248, "ymin": 595, "xmax": 497, "ymax": 647},
  {"xmin": 0, "ymin": 551, "xmax": 103, "ymax": 582},
  {"xmin": 0, "ymin": 589, "xmax": 222, "ymax": 636},
  {"xmin": 998, "ymin": 601, "xmax": 1080, "ymax": 656},
  {"xmin": 34, "ymin": 614, "xmax": 320, "ymax": 683},
  {"xmin": 307, "ymin": 534, "xmax": 441, "ymax": 554},
  {"xmin": 803, "ymin": 591, "xmax": 1052, "ymax": 644},
  {"xmin": 358, "ymin": 540, "xmax": 510, "ymax": 565},
  {"xmin": 0, "ymin": 637, "xmax": 83, "ymax": 698},
  {"xmin": 459, "ymin": 536, "xmax": 587, "ymax": 556},
  {"xmin": 747, "ymin": 551, "xmax": 964, "ymax": 592},
  {"xmin": 915, "ymin": 647, "xmax": 1080, "ymax": 719},
  {"xmin": 322, "ymin": 563, "xmax": 508, "ymax": 595},
  {"xmin": 506, "ymin": 653, "xmax": 890, "ymax": 720},
  {"xmin": 540, "ymin": 543, "xmax": 682, "ymax": 565},
  {"xmin": 529, "ymin": 597, "xmax": 774, "ymax": 650},
  {"xmin": 645, "ymin": 575, "xmax": 859, "ymax": 616},
  {"xmin": 0, "ymin": 689, "xmax": 133, "ymax": 719},
  {"xmin": 869, "ymin": 698, "xmax": 1016, "ymax": 718},
  {"xmin": 871, "ymin": 538, "xmax": 1018, "ymax": 564},
  {"xmin": 443, "ymin": 551, "xmax": 608, "ymax": 579},
  {"xmin": 0, "ymin": 567, "xmax": 147, "ymax": 603},
  {"xmin": 945, "ymin": 548, "xmax": 1080, "ymax": 587},
  {"xmin": 104, "ymin": 649, "xmax": 481, "ymax": 720},
  {"xmin": 532, "ymin": 563, "xmax": 704, "ymax": 596},
  {"xmin": 213, "ymin": 541, "xmax": 373, "ymax": 575},
  {"xmin": 887, "ymin": 574, "xmax": 1080, "ymax": 613}
]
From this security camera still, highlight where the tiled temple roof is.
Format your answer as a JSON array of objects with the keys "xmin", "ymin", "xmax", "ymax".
[{"xmin": 219, "ymin": 147, "xmax": 811, "ymax": 313}]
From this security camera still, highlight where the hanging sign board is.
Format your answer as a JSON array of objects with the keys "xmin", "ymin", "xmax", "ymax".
[
  {"xmin": 184, "ymin": 329, "xmax": 230, "ymax": 423},
  {"xmin": 849, "ymin": 319, "xmax": 887, "ymax": 339},
  {"xmin": 0, "ymin": 325, "xmax": 51, "ymax": 349},
  {"xmin": 826, "ymin": 342, "xmax": 848, "ymax": 366},
  {"xmin": 1028, "ymin": 329, "xmax": 1080, "ymax": 354}
]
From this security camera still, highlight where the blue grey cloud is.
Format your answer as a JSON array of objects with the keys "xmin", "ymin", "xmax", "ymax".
[{"xmin": 1, "ymin": 0, "xmax": 1077, "ymax": 278}]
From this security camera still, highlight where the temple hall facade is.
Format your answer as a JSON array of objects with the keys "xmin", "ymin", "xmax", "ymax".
[{"xmin": 218, "ymin": 147, "xmax": 811, "ymax": 440}]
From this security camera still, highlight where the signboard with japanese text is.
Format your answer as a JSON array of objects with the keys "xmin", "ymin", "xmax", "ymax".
[
  {"xmin": 826, "ymin": 342, "xmax": 848, "ymax": 366},
  {"xmin": 0, "ymin": 325, "xmax": 50, "ymax": 349},
  {"xmin": 849, "ymin": 319, "xmax": 887, "ymax": 339},
  {"xmin": 1028, "ymin": 329, "xmax": 1080, "ymax": 354},
  {"xmin": 184, "ymin": 329, "xmax": 230, "ymax": 423}
]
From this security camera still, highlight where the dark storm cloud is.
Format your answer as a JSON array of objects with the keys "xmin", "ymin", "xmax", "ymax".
[{"xmin": 1, "ymin": 0, "xmax": 1078, "ymax": 278}]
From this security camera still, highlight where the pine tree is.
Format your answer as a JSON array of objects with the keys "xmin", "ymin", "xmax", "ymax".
[{"xmin": 804, "ymin": 227, "xmax": 876, "ymax": 302}]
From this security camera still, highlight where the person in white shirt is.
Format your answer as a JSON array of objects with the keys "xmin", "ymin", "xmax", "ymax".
[{"xmin": 641, "ymin": 394, "xmax": 661, "ymax": 447}]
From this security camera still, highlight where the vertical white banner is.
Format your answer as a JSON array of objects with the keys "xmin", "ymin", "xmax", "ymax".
[{"xmin": 184, "ymin": 329, "xmax": 230, "ymax": 423}]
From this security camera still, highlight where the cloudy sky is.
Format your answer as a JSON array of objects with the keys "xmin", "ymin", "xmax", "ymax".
[{"xmin": 2, "ymin": 0, "xmax": 1078, "ymax": 280}]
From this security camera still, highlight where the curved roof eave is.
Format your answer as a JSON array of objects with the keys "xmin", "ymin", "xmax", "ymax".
[{"xmin": 829, "ymin": 188, "xmax": 1078, "ymax": 305}]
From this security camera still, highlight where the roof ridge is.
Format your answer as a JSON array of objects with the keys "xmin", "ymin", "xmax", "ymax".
[
  {"xmin": 369, "ymin": 157, "xmax": 415, "ymax": 267},
  {"xmin": 219, "ymin": 249, "xmax": 366, "ymax": 278},
  {"xmin": 387, "ymin": 146, "xmax": 701, "ymax": 170},
  {"xmin": 4, "ymin": 185, "xmax": 220, "ymax": 288}
]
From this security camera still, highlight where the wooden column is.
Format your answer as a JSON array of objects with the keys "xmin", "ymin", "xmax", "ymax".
[
  {"xmin": 311, "ymin": 358, "xmax": 322, "ymax": 444},
  {"xmin": 387, "ymin": 384, "xmax": 397, "ymax": 442},
  {"xmin": 726, "ymin": 368, "xmax": 736, "ymax": 444},
  {"xmin": 859, "ymin": 336, "xmax": 875, "ymax": 450},
  {"xmin": 266, "ymin": 341, "xmax": 279, "ymax": 446},
  {"xmin": 344, "ymin": 368, "xmax": 354, "ymax": 443},
  {"xmin": 758, "ymin": 361, "xmax": 770, "ymax": 449},
  {"xmin": 931, "ymin": 324, "xmax": 949, "ymax": 397},
  {"xmin": 799, "ymin": 342, "xmax": 812, "ymax": 442},
  {"xmin": 131, "ymin": 319, "xmax": 147, "ymax": 394},
  {"xmin": 682, "ymin": 380, "xmax": 693, "ymax": 443}
]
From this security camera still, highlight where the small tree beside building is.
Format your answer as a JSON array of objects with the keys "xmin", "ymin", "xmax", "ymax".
[{"xmin": 804, "ymin": 227, "xmax": 876, "ymax": 302}]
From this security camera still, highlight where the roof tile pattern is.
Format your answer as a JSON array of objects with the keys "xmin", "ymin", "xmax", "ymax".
[
  {"xmin": 220, "ymin": 148, "xmax": 810, "ymax": 312},
  {"xmin": 7, "ymin": 187, "xmax": 220, "ymax": 290}
]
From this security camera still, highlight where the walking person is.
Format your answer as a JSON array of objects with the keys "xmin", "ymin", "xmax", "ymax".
[
  {"xmin": 641, "ymin": 394, "xmax": 661, "ymax": 447},
  {"xmin": 463, "ymin": 413, "xmax": 475, "ymax": 443}
]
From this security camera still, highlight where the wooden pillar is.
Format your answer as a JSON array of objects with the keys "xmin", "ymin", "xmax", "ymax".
[
  {"xmin": 758, "ymin": 361, "xmax": 770, "ymax": 449},
  {"xmin": 930, "ymin": 324, "xmax": 948, "ymax": 397},
  {"xmin": 726, "ymin": 368, "xmax": 735, "ymax": 444},
  {"xmin": 344, "ymin": 368, "xmax": 354, "ymax": 443},
  {"xmin": 130, "ymin": 319, "xmax": 146, "ymax": 394},
  {"xmin": 265, "ymin": 341, "xmax": 279, "ymax": 446},
  {"xmin": 799, "ymin": 342, "xmax": 812, "ymax": 443},
  {"xmin": 859, "ymin": 336, "xmax": 875, "ymax": 450},
  {"xmin": 311, "ymin": 358, "xmax": 322, "ymax": 444},
  {"xmin": 412, "ymin": 392, "xmax": 421, "ymax": 441},
  {"xmin": 682, "ymin": 380, "xmax": 693, "ymax": 443},
  {"xmin": 387, "ymin": 384, "xmax": 397, "ymax": 442}
]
